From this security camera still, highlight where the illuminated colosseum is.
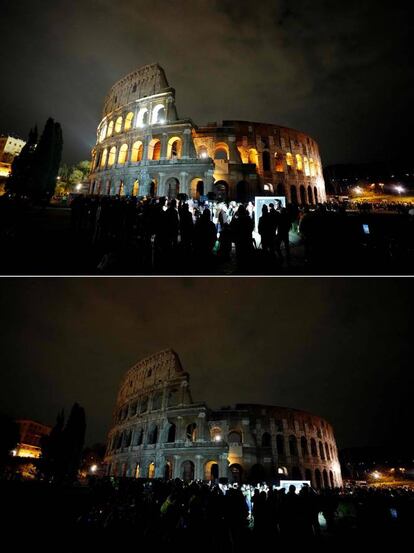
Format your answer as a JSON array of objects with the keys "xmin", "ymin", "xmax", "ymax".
[
  {"xmin": 89, "ymin": 63, "xmax": 326, "ymax": 203},
  {"xmin": 104, "ymin": 349, "xmax": 342, "ymax": 488}
]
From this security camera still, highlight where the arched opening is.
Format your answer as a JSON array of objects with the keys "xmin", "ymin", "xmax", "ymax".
[
  {"xmin": 148, "ymin": 139, "xmax": 161, "ymax": 161},
  {"xmin": 322, "ymin": 469, "xmax": 329, "ymax": 488},
  {"xmin": 248, "ymin": 148, "xmax": 259, "ymax": 166},
  {"xmin": 149, "ymin": 181, "xmax": 157, "ymax": 197},
  {"xmin": 210, "ymin": 427, "xmax": 222, "ymax": 443},
  {"xmin": 314, "ymin": 187, "xmax": 318, "ymax": 203},
  {"xmin": 310, "ymin": 438, "xmax": 317, "ymax": 457},
  {"xmin": 135, "ymin": 428, "xmax": 143, "ymax": 446},
  {"xmin": 277, "ymin": 466, "xmax": 288, "ymax": 476},
  {"xmin": 261, "ymin": 432, "xmax": 271, "ymax": 448},
  {"xmin": 301, "ymin": 436, "xmax": 309, "ymax": 457},
  {"xmin": 214, "ymin": 146, "xmax": 229, "ymax": 161},
  {"xmin": 291, "ymin": 466, "xmax": 302, "ymax": 480},
  {"xmin": 325, "ymin": 442, "xmax": 330, "ymax": 460},
  {"xmin": 137, "ymin": 108, "xmax": 149, "ymax": 127},
  {"xmin": 286, "ymin": 152, "xmax": 293, "ymax": 171},
  {"xmin": 249, "ymin": 463, "xmax": 266, "ymax": 483},
  {"xmin": 166, "ymin": 177, "xmax": 180, "ymax": 198},
  {"xmin": 167, "ymin": 389, "xmax": 180, "ymax": 407},
  {"xmin": 152, "ymin": 392, "xmax": 163, "ymax": 410},
  {"xmin": 100, "ymin": 149, "xmax": 108, "ymax": 168},
  {"xmin": 315, "ymin": 469, "xmax": 322, "ymax": 489},
  {"xmin": 148, "ymin": 462, "xmax": 155, "ymax": 479},
  {"xmin": 236, "ymin": 180, "xmax": 248, "ymax": 203},
  {"xmin": 214, "ymin": 180, "xmax": 228, "ymax": 201},
  {"xmin": 304, "ymin": 156, "xmax": 310, "ymax": 176},
  {"xmin": 290, "ymin": 185, "xmax": 298, "ymax": 204},
  {"xmin": 198, "ymin": 145, "xmax": 208, "ymax": 159},
  {"xmin": 164, "ymin": 462, "xmax": 172, "ymax": 480},
  {"xmin": 148, "ymin": 425, "xmax": 158, "ymax": 445},
  {"xmin": 152, "ymin": 104, "xmax": 166, "ymax": 124},
  {"xmin": 167, "ymin": 423, "xmax": 176, "ymax": 443},
  {"xmin": 307, "ymin": 186, "xmax": 314, "ymax": 204},
  {"xmin": 262, "ymin": 150, "xmax": 271, "ymax": 171},
  {"xmin": 305, "ymin": 468, "xmax": 312, "ymax": 484},
  {"xmin": 205, "ymin": 460, "xmax": 219, "ymax": 481},
  {"xmin": 167, "ymin": 136, "xmax": 182, "ymax": 159},
  {"xmin": 228, "ymin": 430, "xmax": 242, "ymax": 444},
  {"xmin": 115, "ymin": 116, "xmax": 123, "ymax": 133},
  {"xmin": 276, "ymin": 183, "xmax": 285, "ymax": 196},
  {"xmin": 108, "ymin": 147, "xmax": 116, "ymax": 167},
  {"xmin": 124, "ymin": 112, "xmax": 134, "ymax": 131},
  {"xmin": 132, "ymin": 180, "xmax": 139, "ymax": 197},
  {"xmin": 329, "ymin": 470, "xmax": 334, "ymax": 488},
  {"xmin": 296, "ymin": 154, "xmax": 303, "ymax": 172},
  {"xmin": 229, "ymin": 463, "xmax": 243, "ymax": 484},
  {"xmin": 99, "ymin": 123, "xmax": 107, "ymax": 143},
  {"xmin": 139, "ymin": 397, "xmax": 148, "ymax": 414},
  {"xmin": 134, "ymin": 463, "xmax": 140, "ymax": 478},
  {"xmin": 299, "ymin": 185, "xmax": 306, "ymax": 205},
  {"xmin": 106, "ymin": 180, "xmax": 111, "ymax": 195},
  {"xmin": 289, "ymin": 435, "xmax": 298, "ymax": 456},
  {"xmin": 182, "ymin": 460, "xmax": 195, "ymax": 481},
  {"xmin": 107, "ymin": 120, "xmax": 114, "ymax": 137},
  {"xmin": 275, "ymin": 152, "xmax": 284, "ymax": 172},
  {"xmin": 319, "ymin": 441, "xmax": 325, "ymax": 460},
  {"xmin": 186, "ymin": 423, "xmax": 197, "ymax": 442},
  {"xmin": 119, "ymin": 180, "xmax": 125, "ymax": 196},
  {"xmin": 310, "ymin": 158, "xmax": 316, "ymax": 177},
  {"xmin": 131, "ymin": 141, "xmax": 143, "ymax": 163},
  {"xmin": 276, "ymin": 434, "xmax": 284, "ymax": 455},
  {"xmin": 118, "ymin": 144, "xmax": 128, "ymax": 165}
]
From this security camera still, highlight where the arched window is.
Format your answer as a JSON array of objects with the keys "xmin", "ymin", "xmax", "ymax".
[
  {"xmin": 296, "ymin": 154, "xmax": 303, "ymax": 171},
  {"xmin": 301, "ymin": 436, "xmax": 309, "ymax": 457},
  {"xmin": 289, "ymin": 435, "xmax": 298, "ymax": 456},
  {"xmin": 329, "ymin": 470, "xmax": 334, "ymax": 488},
  {"xmin": 148, "ymin": 425, "xmax": 158, "ymax": 445},
  {"xmin": 148, "ymin": 462, "xmax": 155, "ymax": 479},
  {"xmin": 118, "ymin": 144, "xmax": 128, "ymax": 164},
  {"xmin": 139, "ymin": 397, "xmax": 148, "ymax": 413},
  {"xmin": 319, "ymin": 441, "xmax": 325, "ymax": 460},
  {"xmin": 210, "ymin": 427, "xmax": 222, "ymax": 442},
  {"xmin": 322, "ymin": 469, "xmax": 329, "ymax": 488},
  {"xmin": 124, "ymin": 430, "xmax": 132, "ymax": 447},
  {"xmin": 99, "ymin": 123, "xmax": 107, "ymax": 143},
  {"xmin": 168, "ymin": 388, "xmax": 180, "ymax": 407},
  {"xmin": 304, "ymin": 156, "xmax": 310, "ymax": 176},
  {"xmin": 315, "ymin": 469, "xmax": 322, "ymax": 489},
  {"xmin": 100, "ymin": 148, "xmax": 108, "ymax": 168},
  {"xmin": 115, "ymin": 116, "xmax": 123, "ymax": 133},
  {"xmin": 148, "ymin": 139, "xmax": 161, "ymax": 160},
  {"xmin": 276, "ymin": 434, "xmax": 284, "ymax": 455},
  {"xmin": 107, "ymin": 121, "xmax": 114, "ymax": 137},
  {"xmin": 275, "ymin": 152, "xmax": 284, "ymax": 172},
  {"xmin": 310, "ymin": 158, "xmax": 316, "ymax": 177},
  {"xmin": 135, "ymin": 428, "xmax": 143, "ymax": 446},
  {"xmin": 307, "ymin": 186, "xmax": 313, "ymax": 204},
  {"xmin": 152, "ymin": 392, "xmax": 163, "ymax": 411},
  {"xmin": 325, "ymin": 442, "xmax": 330, "ymax": 460},
  {"xmin": 198, "ymin": 145, "xmax": 208, "ymax": 159},
  {"xmin": 248, "ymin": 148, "xmax": 259, "ymax": 166},
  {"xmin": 131, "ymin": 141, "xmax": 143, "ymax": 162},
  {"xmin": 167, "ymin": 137, "xmax": 182, "ymax": 159},
  {"xmin": 108, "ymin": 146, "xmax": 116, "ymax": 167},
  {"xmin": 215, "ymin": 147, "xmax": 228, "ymax": 161},
  {"xmin": 290, "ymin": 185, "xmax": 298, "ymax": 204},
  {"xmin": 124, "ymin": 112, "xmax": 134, "ymax": 131},
  {"xmin": 228, "ymin": 430, "xmax": 242, "ymax": 444},
  {"xmin": 314, "ymin": 187, "xmax": 318, "ymax": 203},
  {"xmin": 310, "ymin": 438, "xmax": 317, "ymax": 457},
  {"xmin": 137, "ymin": 108, "xmax": 149, "ymax": 127},
  {"xmin": 262, "ymin": 150, "xmax": 271, "ymax": 171},
  {"xmin": 261, "ymin": 432, "xmax": 271, "ymax": 447},
  {"xmin": 186, "ymin": 423, "xmax": 197, "ymax": 442},
  {"xmin": 182, "ymin": 460, "xmax": 194, "ymax": 481},
  {"xmin": 132, "ymin": 180, "xmax": 139, "ymax": 197},
  {"xmin": 152, "ymin": 104, "xmax": 166, "ymax": 124},
  {"xmin": 167, "ymin": 423, "xmax": 176, "ymax": 443},
  {"xmin": 286, "ymin": 152, "xmax": 293, "ymax": 169},
  {"xmin": 299, "ymin": 185, "xmax": 306, "ymax": 205}
]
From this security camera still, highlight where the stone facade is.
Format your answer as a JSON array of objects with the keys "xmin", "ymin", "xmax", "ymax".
[
  {"xmin": 104, "ymin": 349, "xmax": 342, "ymax": 488},
  {"xmin": 89, "ymin": 63, "xmax": 326, "ymax": 203}
]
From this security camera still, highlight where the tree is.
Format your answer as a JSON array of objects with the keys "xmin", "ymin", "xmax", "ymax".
[
  {"xmin": 6, "ymin": 126, "xmax": 38, "ymax": 196},
  {"xmin": 39, "ymin": 409, "xmax": 64, "ymax": 481},
  {"xmin": 32, "ymin": 118, "xmax": 63, "ymax": 202}
]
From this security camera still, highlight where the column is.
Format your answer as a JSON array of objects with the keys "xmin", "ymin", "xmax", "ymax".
[
  {"xmin": 219, "ymin": 453, "xmax": 229, "ymax": 480},
  {"xmin": 160, "ymin": 133, "xmax": 168, "ymax": 160},
  {"xmin": 173, "ymin": 455, "xmax": 181, "ymax": 478},
  {"xmin": 182, "ymin": 128, "xmax": 192, "ymax": 159},
  {"xmin": 204, "ymin": 172, "xmax": 214, "ymax": 195},
  {"xmin": 196, "ymin": 412, "xmax": 207, "ymax": 441},
  {"xmin": 195, "ymin": 454, "xmax": 204, "ymax": 480},
  {"xmin": 179, "ymin": 171, "xmax": 188, "ymax": 194},
  {"xmin": 228, "ymin": 135, "xmax": 239, "ymax": 163}
]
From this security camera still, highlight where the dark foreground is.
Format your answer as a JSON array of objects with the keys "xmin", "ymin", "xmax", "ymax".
[
  {"xmin": 2, "ymin": 479, "xmax": 412, "ymax": 552},
  {"xmin": 1, "ymin": 199, "xmax": 414, "ymax": 275}
]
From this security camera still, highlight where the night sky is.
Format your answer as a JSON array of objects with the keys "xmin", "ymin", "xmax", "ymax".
[
  {"xmin": 1, "ymin": 1, "xmax": 413, "ymax": 166},
  {"xmin": 1, "ymin": 278, "xmax": 412, "ymax": 450}
]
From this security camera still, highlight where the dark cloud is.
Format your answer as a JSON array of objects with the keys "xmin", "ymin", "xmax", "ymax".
[
  {"xmin": 0, "ymin": 278, "xmax": 412, "ymax": 450},
  {"xmin": 0, "ymin": 0, "xmax": 412, "ymax": 164}
]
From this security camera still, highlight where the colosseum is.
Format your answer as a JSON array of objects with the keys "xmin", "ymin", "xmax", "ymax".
[
  {"xmin": 89, "ymin": 63, "xmax": 326, "ymax": 204},
  {"xmin": 104, "ymin": 349, "xmax": 342, "ymax": 489}
]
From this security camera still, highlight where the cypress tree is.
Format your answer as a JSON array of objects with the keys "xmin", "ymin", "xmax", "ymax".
[{"xmin": 32, "ymin": 118, "xmax": 63, "ymax": 202}]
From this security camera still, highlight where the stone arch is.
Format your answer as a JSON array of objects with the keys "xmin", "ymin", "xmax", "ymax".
[
  {"xmin": 314, "ymin": 186, "xmax": 318, "ymax": 203},
  {"xmin": 107, "ymin": 120, "xmax": 114, "ymax": 137},
  {"xmin": 135, "ymin": 428, "xmax": 143, "ymax": 446},
  {"xmin": 137, "ymin": 107, "xmax": 149, "ymax": 127},
  {"xmin": 186, "ymin": 422, "xmax": 197, "ymax": 442},
  {"xmin": 198, "ymin": 145, "xmax": 208, "ymax": 159},
  {"xmin": 108, "ymin": 146, "xmax": 117, "ymax": 167},
  {"xmin": 276, "ymin": 434, "xmax": 284, "ymax": 455},
  {"xmin": 148, "ymin": 461, "xmax": 155, "ymax": 479},
  {"xmin": 319, "ymin": 441, "xmax": 325, "ymax": 460},
  {"xmin": 204, "ymin": 460, "xmax": 219, "ymax": 481},
  {"xmin": 167, "ymin": 136, "xmax": 182, "ymax": 159},
  {"xmin": 99, "ymin": 123, "xmax": 107, "ymax": 143},
  {"xmin": 307, "ymin": 186, "xmax": 314, "ymax": 204},
  {"xmin": 165, "ymin": 177, "xmax": 180, "ymax": 198},
  {"xmin": 262, "ymin": 150, "xmax": 271, "ymax": 171},
  {"xmin": 214, "ymin": 180, "xmax": 229, "ymax": 201},
  {"xmin": 322, "ymin": 469, "xmax": 329, "ymax": 488},
  {"xmin": 115, "ymin": 116, "xmax": 123, "ymax": 133},
  {"xmin": 228, "ymin": 430, "xmax": 242, "ymax": 444},
  {"xmin": 152, "ymin": 104, "xmax": 166, "ymax": 124},
  {"xmin": 190, "ymin": 177, "xmax": 204, "ymax": 199},
  {"xmin": 100, "ymin": 148, "xmax": 108, "ymax": 168},
  {"xmin": 290, "ymin": 185, "xmax": 298, "ymax": 204},
  {"xmin": 296, "ymin": 154, "xmax": 303, "ymax": 172},
  {"xmin": 150, "ymin": 181, "xmax": 157, "ymax": 197},
  {"xmin": 148, "ymin": 139, "xmax": 161, "ymax": 160},
  {"xmin": 182, "ymin": 460, "xmax": 195, "ymax": 481},
  {"xmin": 167, "ymin": 388, "xmax": 180, "ymax": 407},
  {"xmin": 148, "ymin": 424, "xmax": 158, "ymax": 445},
  {"xmin": 228, "ymin": 463, "xmax": 243, "ymax": 484},
  {"xmin": 248, "ymin": 148, "xmax": 259, "ymax": 166},
  {"xmin": 152, "ymin": 391, "xmax": 163, "ymax": 410},
  {"xmin": 134, "ymin": 463, "xmax": 140, "ymax": 478},
  {"xmin": 310, "ymin": 158, "xmax": 316, "ymax": 177},
  {"xmin": 167, "ymin": 423, "xmax": 176, "ymax": 443},
  {"xmin": 301, "ymin": 436, "xmax": 309, "ymax": 457},
  {"xmin": 163, "ymin": 461, "xmax": 172, "ymax": 480},
  {"xmin": 210, "ymin": 426, "xmax": 223, "ymax": 442},
  {"xmin": 314, "ymin": 468, "xmax": 322, "ymax": 489},
  {"xmin": 299, "ymin": 185, "xmax": 306, "ymax": 205},
  {"xmin": 276, "ymin": 183, "xmax": 285, "ymax": 196},
  {"xmin": 286, "ymin": 152, "xmax": 294, "ymax": 170},
  {"xmin": 310, "ymin": 438, "xmax": 317, "ymax": 457},
  {"xmin": 139, "ymin": 396, "xmax": 148, "ymax": 413},
  {"xmin": 304, "ymin": 156, "xmax": 310, "ymax": 176},
  {"xmin": 124, "ymin": 112, "xmax": 134, "ymax": 131},
  {"xmin": 277, "ymin": 466, "xmax": 288, "ymax": 476},
  {"xmin": 325, "ymin": 442, "xmax": 330, "ymax": 460},
  {"xmin": 275, "ymin": 152, "xmax": 284, "ymax": 172},
  {"xmin": 261, "ymin": 432, "xmax": 272, "ymax": 448},
  {"xmin": 132, "ymin": 180, "xmax": 139, "ymax": 197},
  {"xmin": 118, "ymin": 144, "xmax": 128, "ymax": 164},
  {"xmin": 131, "ymin": 141, "xmax": 143, "ymax": 162},
  {"xmin": 236, "ymin": 180, "xmax": 248, "ymax": 203},
  {"xmin": 329, "ymin": 470, "xmax": 334, "ymax": 488},
  {"xmin": 214, "ymin": 142, "xmax": 229, "ymax": 160},
  {"xmin": 289, "ymin": 435, "xmax": 298, "ymax": 456}
]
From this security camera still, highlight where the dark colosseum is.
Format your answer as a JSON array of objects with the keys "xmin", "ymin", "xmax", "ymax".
[
  {"xmin": 104, "ymin": 349, "xmax": 342, "ymax": 488},
  {"xmin": 89, "ymin": 63, "xmax": 326, "ymax": 203}
]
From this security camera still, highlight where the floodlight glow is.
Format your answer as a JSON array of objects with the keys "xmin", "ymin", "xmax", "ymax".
[
  {"xmin": 90, "ymin": 464, "xmax": 98, "ymax": 473},
  {"xmin": 395, "ymin": 185, "xmax": 404, "ymax": 194},
  {"xmin": 76, "ymin": 183, "xmax": 82, "ymax": 191},
  {"xmin": 214, "ymin": 435, "xmax": 222, "ymax": 442}
]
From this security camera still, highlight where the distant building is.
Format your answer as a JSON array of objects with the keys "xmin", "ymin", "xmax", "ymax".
[
  {"xmin": 13, "ymin": 419, "xmax": 51, "ymax": 459},
  {"xmin": 0, "ymin": 134, "xmax": 26, "ymax": 183}
]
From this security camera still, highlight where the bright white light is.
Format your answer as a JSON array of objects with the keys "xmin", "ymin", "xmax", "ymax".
[
  {"xmin": 11, "ymin": 450, "xmax": 17, "ymax": 457},
  {"xmin": 158, "ymin": 119, "xmax": 165, "ymax": 125},
  {"xmin": 76, "ymin": 183, "xmax": 82, "ymax": 191},
  {"xmin": 354, "ymin": 186, "xmax": 362, "ymax": 194},
  {"xmin": 90, "ymin": 464, "xmax": 97, "ymax": 473},
  {"xmin": 395, "ymin": 185, "xmax": 404, "ymax": 194},
  {"xmin": 214, "ymin": 435, "xmax": 222, "ymax": 442},
  {"xmin": 200, "ymin": 152, "xmax": 208, "ymax": 159},
  {"xmin": 372, "ymin": 471, "xmax": 381, "ymax": 479}
]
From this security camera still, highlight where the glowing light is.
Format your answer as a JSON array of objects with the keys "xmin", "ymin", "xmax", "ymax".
[
  {"xmin": 214, "ymin": 435, "xmax": 222, "ymax": 442},
  {"xmin": 90, "ymin": 464, "xmax": 98, "ymax": 473},
  {"xmin": 76, "ymin": 183, "xmax": 82, "ymax": 191},
  {"xmin": 200, "ymin": 152, "xmax": 208, "ymax": 159},
  {"xmin": 395, "ymin": 185, "xmax": 404, "ymax": 194},
  {"xmin": 159, "ymin": 119, "xmax": 165, "ymax": 125},
  {"xmin": 372, "ymin": 471, "xmax": 381, "ymax": 479},
  {"xmin": 354, "ymin": 186, "xmax": 363, "ymax": 194}
]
